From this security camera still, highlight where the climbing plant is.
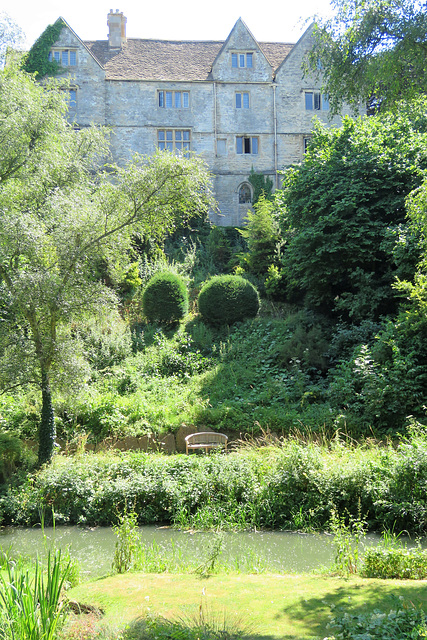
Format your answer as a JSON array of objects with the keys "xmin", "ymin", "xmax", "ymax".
[
  {"xmin": 248, "ymin": 167, "xmax": 273, "ymax": 205},
  {"xmin": 24, "ymin": 19, "xmax": 65, "ymax": 77}
]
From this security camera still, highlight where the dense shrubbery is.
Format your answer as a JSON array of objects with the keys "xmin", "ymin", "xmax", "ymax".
[
  {"xmin": 364, "ymin": 544, "xmax": 427, "ymax": 580},
  {"xmin": 3, "ymin": 429, "xmax": 427, "ymax": 534},
  {"xmin": 142, "ymin": 272, "xmax": 189, "ymax": 324},
  {"xmin": 327, "ymin": 603, "xmax": 427, "ymax": 640},
  {"xmin": 198, "ymin": 275, "xmax": 260, "ymax": 326}
]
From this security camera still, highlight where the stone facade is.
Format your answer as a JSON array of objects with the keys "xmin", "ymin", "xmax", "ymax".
[{"xmin": 44, "ymin": 11, "xmax": 362, "ymax": 226}]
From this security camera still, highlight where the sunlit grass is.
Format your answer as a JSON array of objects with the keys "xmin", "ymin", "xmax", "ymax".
[{"xmin": 67, "ymin": 572, "xmax": 427, "ymax": 640}]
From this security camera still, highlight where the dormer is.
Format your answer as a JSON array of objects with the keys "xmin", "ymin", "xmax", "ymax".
[
  {"xmin": 108, "ymin": 9, "xmax": 127, "ymax": 49},
  {"xmin": 211, "ymin": 18, "xmax": 273, "ymax": 82}
]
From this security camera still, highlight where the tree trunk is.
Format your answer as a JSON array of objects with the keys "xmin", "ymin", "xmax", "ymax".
[{"xmin": 38, "ymin": 369, "xmax": 55, "ymax": 466}]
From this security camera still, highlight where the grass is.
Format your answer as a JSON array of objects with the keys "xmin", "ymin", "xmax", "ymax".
[{"xmin": 66, "ymin": 572, "xmax": 427, "ymax": 640}]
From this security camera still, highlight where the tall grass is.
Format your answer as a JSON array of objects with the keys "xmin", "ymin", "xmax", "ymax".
[
  {"xmin": 3, "ymin": 427, "xmax": 427, "ymax": 535},
  {"xmin": 0, "ymin": 550, "xmax": 70, "ymax": 640}
]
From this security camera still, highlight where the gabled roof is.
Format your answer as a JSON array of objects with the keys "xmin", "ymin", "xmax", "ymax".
[{"xmin": 84, "ymin": 38, "xmax": 294, "ymax": 82}]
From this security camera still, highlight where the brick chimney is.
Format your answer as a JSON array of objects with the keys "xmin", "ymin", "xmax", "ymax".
[{"xmin": 107, "ymin": 10, "xmax": 127, "ymax": 49}]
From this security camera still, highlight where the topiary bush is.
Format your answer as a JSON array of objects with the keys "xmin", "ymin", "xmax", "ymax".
[
  {"xmin": 142, "ymin": 272, "xmax": 189, "ymax": 324},
  {"xmin": 198, "ymin": 275, "xmax": 260, "ymax": 326}
]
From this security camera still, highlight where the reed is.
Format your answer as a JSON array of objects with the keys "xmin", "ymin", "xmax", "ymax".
[{"xmin": 0, "ymin": 550, "xmax": 70, "ymax": 640}]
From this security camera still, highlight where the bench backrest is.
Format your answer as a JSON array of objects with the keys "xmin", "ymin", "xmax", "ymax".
[{"xmin": 185, "ymin": 432, "xmax": 228, "ymax": 446}]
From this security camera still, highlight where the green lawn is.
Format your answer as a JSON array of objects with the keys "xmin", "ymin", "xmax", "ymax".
[{"xmin": 68, "ymin": 572, "xmax": 427, "ymax": 639}]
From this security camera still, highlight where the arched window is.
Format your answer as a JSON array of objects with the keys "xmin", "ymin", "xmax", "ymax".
[{"xmin": 238, "ymin": 183, "xmax": 252, "ymax": 204}]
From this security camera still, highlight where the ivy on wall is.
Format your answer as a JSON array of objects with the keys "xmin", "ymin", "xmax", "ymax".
[
  {"xmin": 248, "ymin": 167, "xmax": 274, "ymax": 205},
  {"xmin": 23, "ymin": 19, "xmax": 65, "ymax": 78}
]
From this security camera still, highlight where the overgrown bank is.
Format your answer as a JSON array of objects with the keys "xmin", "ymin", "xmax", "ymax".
[{"xmin": 3, "ymin": 426, "xmax": 427, "ymax": 534}]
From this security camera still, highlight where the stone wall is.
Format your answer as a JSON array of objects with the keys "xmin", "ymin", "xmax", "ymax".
[{"xmin": 52, "ymin": 20, "xmax": 364, "ymax": 227}]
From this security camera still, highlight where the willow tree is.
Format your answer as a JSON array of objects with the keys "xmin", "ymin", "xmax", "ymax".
[{"xmin": 0, "ymin": 65, "xmax": 214, "ymax": 465}]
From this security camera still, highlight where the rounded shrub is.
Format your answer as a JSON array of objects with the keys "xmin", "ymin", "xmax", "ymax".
[
  {"xmin": 198, "ymin": 275, "xmax": 260, "ymax": 326},
  {"xmin": 142, "ymin": 272, "xmax": 189, "ymax": 324}
]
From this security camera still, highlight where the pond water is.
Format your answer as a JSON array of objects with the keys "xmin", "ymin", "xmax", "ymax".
[{"xmin": 0, "ymin": 525, "xmax": 396, "ymax": 578}]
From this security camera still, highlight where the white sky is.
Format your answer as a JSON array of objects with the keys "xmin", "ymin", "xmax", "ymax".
[{"xmin": 3, "ymin": 0, "xmax": 334, "ymax": 49}]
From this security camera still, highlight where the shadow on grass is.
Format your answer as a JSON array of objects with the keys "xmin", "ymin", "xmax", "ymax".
[{"xmin": 278, "ymin": 579, "xmax": 427, "ymax": 636}]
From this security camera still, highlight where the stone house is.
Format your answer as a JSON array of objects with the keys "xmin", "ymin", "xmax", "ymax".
[{"xmin": 42, "ymin": 11, "xmax": 360, "ymax": 226}]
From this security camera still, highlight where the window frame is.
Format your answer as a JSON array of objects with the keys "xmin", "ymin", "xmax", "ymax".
[
  {"xmin": 157, "ymin": 129, "xmax": 191, "ymax": 154},
  {"xmin": 303, "ymin": 136, "xmax": 312, "ymax": 153},
  {"xmin": 231, "ymin": 52, "xmax": 254, "ymax": 68},
  {"xmin": 49, "ymin": 49, "xmax": 78, "ymax": 66},
  {"xmin": 235, "ymin": 92, "xmax": 250, "ymax": 109},
  {"xmin": 238, "ymin": 183, "xmax": 252, "ymax": 204},
  {"xmin": 236, "ymin": 136, "xmax": 259, "ymax": 155},
  {"xmin": 158, "ymin": 90, "xmax": 190, "ymax": 109},
  {"xmin": 304, "ymin": 91, "xmax": 329, "ymax": 111}
]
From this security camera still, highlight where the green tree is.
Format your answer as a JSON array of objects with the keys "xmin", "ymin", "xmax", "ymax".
[
  {"xmin": 0, "ymin": 12, "xmax": 25, "ymax": 68},
  {"xmin": 239, "ymin": 195, "xmax": 282, "ymax": 276},
  {"xmin": 306, "ymin": 0, "xmax": 427, "ymax": 114},
  {"xmin": 0, "ymin": 66, "xmax": 214, "ymax": 465},
  {"xmin": 248, "ymin": 168, "xmax": 273, "ymax": 205},
  {"xmin": 277, "ymin": 100, "xmax": 427, "ymax": 320}
]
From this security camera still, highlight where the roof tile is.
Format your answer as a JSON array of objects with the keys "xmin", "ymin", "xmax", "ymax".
[{"xmin": 84, "ymin": 38, "xmax": 294, "ymax": 81}]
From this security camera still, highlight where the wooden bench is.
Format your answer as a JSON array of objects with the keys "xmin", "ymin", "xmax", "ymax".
[{"xmin": 185, "ymin": 432, "xmax": 228, "ymax": 454}]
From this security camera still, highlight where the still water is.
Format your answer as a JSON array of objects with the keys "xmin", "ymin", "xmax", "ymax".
[{"xmin": 0, "ymin": 525, "xmax": 390, "ymax": 578}]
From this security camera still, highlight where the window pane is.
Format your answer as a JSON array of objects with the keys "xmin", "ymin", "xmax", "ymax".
[
  {"xmin": 176, "ymin": 142, "xmax": 182, "ymax": 150},
  {"xmin": 48, "ymin": 51, "xmax": 52, "ymax": 61},
  {"xmin": 243, "ymin": 93, "xmax": 249, "ymax": 108},
  {"xmin": 183, "ymin": 92, "xmax": 189, "ymax": 108},
  {"xmin": 62, "ymin": 51, "xmax": 68, "ymax": 66},
  {"xmin": 239, "ymin": 54, "xmax": 245, "ymax": 67},
  {"xmin": 232, "ymin": 53, "xmax": 238, "ymax": 67},
  {"xmin": 251, "ymin": 138, "xmax": 258, "ymax": 155},
  {"xmin": 305, "ymin": 92, "xmax": 313, "ymax": 110},
  {"xmin": 69, "ymin": 90, "xmax": 77, "ymax": 108},
  {"xmin": 246, "ymin": 53, "xmax": 253, "ymax": 68},
  {"xmin": 175, "ymin": 130, "xmax": 182, "ymax": 141},
  {"xmin": 322, "ymin": 94, "xmax": 330, "ymax": 110},
  {"xmin": 239, "ymin": 184, "xmax": 251, "ymax": 203},
  {"xmin": 166, "ymin": 131, "xmax": 173, "ymax": 141},
  {"xmin": 158, "ymin": 131, "xmax": 165, "ymax": 141},
  {"xmin": 166, "ymin": 91, "xmax": 173, "ymax": 108},
  {"xmin": 54, "ymin": 51, "xmax": 60, "ymax": 62},
  {"xmin": 69, "ymin": 50, "xmax": 76, "ymax": 65},
  {"xmin": 166, "ymin": 142, "xmax": 173, "ymax": 151},
  {"xmin": 236, "ymin": 137, "xmax": 243, "ymax": 154},
  {"xmin": 158, "ymin": 91, "xmax": 164, "ymax": 107},
  {"xmin": 159, "ymin": 142, "xmax": 166, "ymax": 150},
  {"xmin": 175, "ymin": 92, "xmax": 181, "ymax": 108},
  {"xmin": 244, "ymin": 137, "xmax": 251, "ymax": 154},
  {"xmin": 314, "ymin": 92, "xmax": 321, "ymax": 110},
  {"xmin": 183, "ymin": 131, "xmax": 190, "ymax": 141},
  {"xmin": 236, "ymin": 93, "xmax": 242, "ymax": 108}
]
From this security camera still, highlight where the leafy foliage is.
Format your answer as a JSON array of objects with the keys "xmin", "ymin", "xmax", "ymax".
[
  {"xmin": 23, "ymin": 19, "xmax": 65, "ymax": 77},
  {"xmin": 0, "ymin": 66, "xmax": 214, "ymax": 464},
  {"xmin": 239, "ymin": 196, "xmax": 282, "ymax": 278},
  {"xmin": 364, "ymin": 540, "xmax": 427, "ymax": 580},
  {"xmin": 306, "ymin": 0, "xmax": 427, "ymax": 114},
  {"xmin": 198, "ymin": 275, "xmax": 260, "ymax": 326},
  {"xmin": 277, "ymin": 103, "xmax": 427, "ymax": 320},
  {"xmin": 327, "ymin": 600, "xmax": 427, "ymax": 640},
  {"xmin": 4, "ymin": 428, "xmax": 427, "ymax": 535},
  {"xmin": 112, "ymin": 508, "xmax": 141, "ymax": 573},
  {"xmin": 0, "ymin": 551, "xmax": 70, "ymax": 640},
  {"xmin": 142, "ymin": 272, "xmax": 189, "ymax": 324},
  {"xmin": 248, "ymin": 168, "xmax": 273, "ymax": 205},
  {"xmin": 0, "ymin": 12, "xmax": 25, "ymax": 68}
]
